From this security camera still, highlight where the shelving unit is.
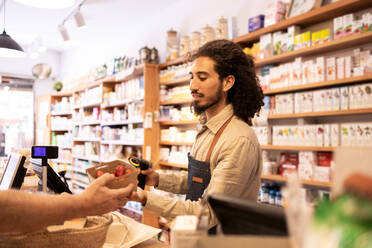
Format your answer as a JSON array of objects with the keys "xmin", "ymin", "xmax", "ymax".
[
  {"xmin": 261, "ymin": 145, "xmax": 335, "ymax": 152},
  {"xmin": 159, "ymin": 120, "xmax": 198, "ymax": 125},
  {"xmin": 160, "ymin": 76, "xmax": 190, "ymax": 86},
  {"xmin": 261, "ymin": 174, "xmax": 331, "ymax": 188},
  {"xmin": 268, "ymin": 108, "xmax": 372, "ymax": 119},
  {"xmin": 158, "ymin": 160, "xmax": 188, "ymax": 169},
  {"xmin": 255, "ymin": 32, "xmax": 372, "ymax": 67},
  {"xmin": 159, "ymin": 141, "xmax": 194, "ymax": 146},
  {"xmin": 160, "ymin": 98, "xmax": 192, "ymax": 106},
  {"xmin": 233, "ymin": 0, "xmax": 372, "ymax": 46},
  {"xmin": 101, "ymin": 119, "xmax": 143, "ymax": 126},
  {"xmin": 73, "ymin": 155, "xmax": 100, "ymax": 162},
  {"xmin": 263, "ymin": 75, "xmax": 372, "ymax": 95},
  {"xmin": 100, "ymin": 140, "xmax": 143, "ymax": 146}
]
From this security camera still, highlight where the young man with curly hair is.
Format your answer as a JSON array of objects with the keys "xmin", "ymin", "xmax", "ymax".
[{"xmin": 130, "ymin": 39, "xmax": 264, "ymax": 231}]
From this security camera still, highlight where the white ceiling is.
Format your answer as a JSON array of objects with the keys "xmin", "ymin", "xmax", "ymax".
[{"xmin": 1, "ymin": 0, "xmax": 177, "ymax": 53}]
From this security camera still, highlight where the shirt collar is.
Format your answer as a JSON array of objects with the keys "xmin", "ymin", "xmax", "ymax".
[{"xmin": 201, "ymin": 104, "xmax": 234, "ymax": 134}]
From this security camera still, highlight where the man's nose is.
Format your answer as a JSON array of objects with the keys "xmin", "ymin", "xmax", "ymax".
[{"xmin": 189, "ymin": 78, "xmax": 198, "ymax": 91}]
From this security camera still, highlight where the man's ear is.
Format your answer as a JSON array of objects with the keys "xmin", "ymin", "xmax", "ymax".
[{"xmin": 223, "ymin": 75, "xmax": 235, "ymax": 92}]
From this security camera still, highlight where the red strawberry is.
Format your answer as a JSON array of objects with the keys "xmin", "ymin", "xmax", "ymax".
[
  {"xmin": 115, "ymin": 165, "xmax": 126, "ymax": 177},
  {"xmin": 96, "ymin": 170, "xmax": 104, "ymax": 178}
]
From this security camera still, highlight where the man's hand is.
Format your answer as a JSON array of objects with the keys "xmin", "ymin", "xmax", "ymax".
[
  {"xmin": 142, "ymin": 168, "xmax": 159, "ymax": 187},
  {"xmin": 128, "ymin": 187, "xmax": 147, "ymax": 206},
  {"xmin": 80, "ymin": 173, "xmax": 135, "ymax": 216}
]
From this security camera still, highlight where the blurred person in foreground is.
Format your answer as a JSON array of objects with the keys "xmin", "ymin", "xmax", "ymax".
[{"xmin": 0, "ymin": 173, "xmax": 135, "ymax": 233}]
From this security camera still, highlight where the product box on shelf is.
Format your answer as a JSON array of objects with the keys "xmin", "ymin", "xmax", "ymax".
[
  {"xmin": 333, "ymin": 16, "xmax": 344, "ymax": 39},
  {"xmin": 316, "ymin": 57, "xmax": 325, "ymax": 82},
  {"xmin": 314, "ymin": 165, "xmax": 330, "ymax": 182},
  {"xmin": 343, "ymin": 14, "xmax": 354, "ymax": 37},
  {"xmin": 302, "ymin": 32, "xmax": 311, "ymax": 48},
  {"xmin": 326, "ymin": 57, "xmax": 336, "ymax": 81},
  {"xmin": 340, "ymin": 86, "xmax": 349, "ymax": 110},
  {"xmin": 260, "ymin": 33, "xmax": 273, "ymax": 58},
  {"xmin": 331, "ymin": 124, "xmax": 340, "ymax": 147},
  {"xmin": 336, "ymin": 57, "xmax": 345, "ymax": 80},
  {"xmin": 287, "ymin": 25, "xmax": 301, "ymax": 52},
  {"xmin": 264, "ymin": 0, "xmax": 286, "ymax": 27},
  {"xmin": 248, "ymin": 14, "xmax": 265, "ymax": 32},
  {"xmin": 332, "ymin": 88, "xmax": 340, "ymax": 111},
  {"xmin": 320, "ymin": 28, "xmax": 331, "ymax": 43}
]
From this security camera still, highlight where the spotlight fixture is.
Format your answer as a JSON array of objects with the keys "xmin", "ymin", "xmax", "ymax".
[
  {"xmin": 59, "ymin": 25, "xmax": 70, "ymax": 42},
  {"xmin": 13, "ymin": 0, "xmax": 76, "ymax": 9},
  {"xmin": 74, "ymin": 9, "xmax": 86, "ymax": 28},
  {"xmin": 0, "ymin": 0, "xmax": 25, "ymax": 58}
]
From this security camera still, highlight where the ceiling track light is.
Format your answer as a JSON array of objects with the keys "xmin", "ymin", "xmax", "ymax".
[
  {"xmin": 59, "ymin": 25, "xmax": 70, "ymax": 42},
  {"xmin": 74, "ymin": 9, "xmax": 86, "ymax": 28},
  {"xmin": 58, "ymin": 0, "xmax": 87, "ymax": 41},
  {"xmin": 0, "ymin": 0, "xmax": 25, "ymax": 58}
]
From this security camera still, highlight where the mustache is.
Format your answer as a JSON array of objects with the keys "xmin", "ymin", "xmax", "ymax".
[{"xmin": 190, "ymin": 90, "xmax": 204, "ymax": 97}]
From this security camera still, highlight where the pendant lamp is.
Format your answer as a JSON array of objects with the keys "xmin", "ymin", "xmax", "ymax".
[{"xmin": 0, "ymin": 0, "xmax": 25, "ymax": 58}]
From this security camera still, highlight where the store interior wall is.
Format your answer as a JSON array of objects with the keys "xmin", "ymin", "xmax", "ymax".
[
  {"xmin": 0, "ymin": 49, "xmax": 61, "ymax": 97},
  {"xmin": 60, "ymin": 0, "xmax": 267, "ymax": 87}
]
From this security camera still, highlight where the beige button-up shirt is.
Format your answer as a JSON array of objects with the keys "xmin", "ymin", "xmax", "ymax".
[{"xmin": 145, "ymin": 104, "xmax": 262, "ymax": 227}]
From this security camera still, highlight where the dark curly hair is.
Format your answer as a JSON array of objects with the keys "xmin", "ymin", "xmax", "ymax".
[{"xmin": 193, "ymin": 39, "xmax": 264, "ymax": 125}]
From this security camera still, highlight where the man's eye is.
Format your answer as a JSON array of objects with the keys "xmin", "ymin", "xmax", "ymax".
[{"xmin": 199, "ymin": 77, "xmax": 207, "ymax": 81}]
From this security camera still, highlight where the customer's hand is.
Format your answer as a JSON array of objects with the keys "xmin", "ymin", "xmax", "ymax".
[
  {"xmin": 141, "ymin": 168, "xmax": 159, "ymax": 187},
  {"xmin": 80, "ymin": 173, "xmax": 135, "ymax": 215},
  {"xmin": 128, "ymin": 187, "xmax": 147, "ymax": 206}
]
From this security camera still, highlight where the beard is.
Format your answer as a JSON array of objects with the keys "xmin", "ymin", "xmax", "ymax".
[{"xmin": 191, "ymin": 84, "xmax": 223, "ymax": 115}]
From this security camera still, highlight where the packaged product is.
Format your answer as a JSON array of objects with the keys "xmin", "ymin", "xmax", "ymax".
[
  {"xmin": 326, "ymin": 57, "xmax": 336, "ymax": 81},
  {"xmin": 343, "ymin": 14, "xmax": 354, "ymax": 36},
  {"xmin": 340, "ymin": 86, "xmax": 349, "ymax": 110},
  {"xmin": 333, "ymin": 16, "xmax": 344, "ymax": 39},
  {"xmin": 336, "ymin": 57, "xmax": 345, "ymax": 80},
  {"xmin": 320, "ymin": 28, "xmax": 331, "ymax": 43},
  {"xmin": 248, "ymin": 14, "xmax": 265, "ymax": 32},
  {"xmin": 302, "ymin": 31, "xmax": 311, "ymax": 48},
  {"xmin": 287, "ymin": 25, "xmax": 301, "ymax": 51}
]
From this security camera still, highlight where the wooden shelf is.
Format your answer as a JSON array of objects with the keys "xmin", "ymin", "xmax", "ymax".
[
  {"xmin": 261, "ymin": 174, "xmax": 331, "ymax": 188},
  {"xmin": 160, "ymin": 76, "xmax": 190, "ymax": 86},
  {"xmin": 101, "ymin": 140, "xmax": 143, "ymax": 146},
  {"xmin": 72, "ymin": 180, "xmax": 89, "ymax": 188},
  {"xmin": 51, "ymin": 112, "xmax": 72, "ymax": 116},
  {"xmin": 52, "ymin": 159, "xmax": 72, "ymax": 164},
  {"xmin": 158, "ymin": 160, "xmax": 188, "ymax": 169},
  {"xmin": 101, "ymin": 119, "xmax": 143, "ymax": 126},
  {"xmin": 160, "ymin": 141, "xmax": 194, "ymax": 146},
  {"xmin": 263, "ymin": 75, "xmax": 372, "ymax": 95},
  {"xmin": 160, "ymin": 98, "xmax": 192, "ymax": 105},
  {"xmin": 73, "ymin": 102, "xmax": 101, "ymax": 109},
  {"xmin": 74, "ymin": 121, "xmax": 101, "ymax": 126},
  {"xmin": 268, "ymin": 108, "xmax": 372, "ymax": 119},
  {"xmin": 101, "ymin": 99, "xmax": 143, "ymax": 109},
  {"xmin": 73, "ymin": 155, "xmax": 100, "ymax": 162},
  {"xmin": 159, "ymin": 120, "xmax": 198, "ymax": 125},
  {"xmin": 51, "ymin": 129, "xmax": 72, "ymax": 132},
  {"xmin": 233, "ymin": 0, "xmax": 372, "ymax": 46},
  {"xmin": 255, "ymin": 32, "xmax": 372, "ymax": 67},
  {"xmin": 261, "ymin": 145, "xmax": 335, "ymax": 151},
  {"xmin": 159, "ymin": 56, "xmax": 190, "ymax": 69},
  {"xmin": 72, "ymin": 138, "xmax": 101, "ymax": 142},
  {"xmin": 59, "ymin": 146, "xmax": 73, "ymax": 149}
]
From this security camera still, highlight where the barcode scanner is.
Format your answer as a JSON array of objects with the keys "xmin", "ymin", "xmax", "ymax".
[{"xmin": 128, "ymin": 157, "xmax": 152, "ymax": 189}]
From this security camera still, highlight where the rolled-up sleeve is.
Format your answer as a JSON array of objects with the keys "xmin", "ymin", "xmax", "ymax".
[
  {"xmin": 145, "ymin": 136, "xmax": 260, "ymax": 228},
  {"xmin": 156, "ymin": 170, "xmax": 188, "ymax": 194}
]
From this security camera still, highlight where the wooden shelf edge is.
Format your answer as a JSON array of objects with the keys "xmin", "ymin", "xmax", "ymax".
[
  {"xmin": 255, "ymin": 32, "xmax": 372, "ymax": 67},
  {"xmin": 261, "ymin": 145, "xmax": 334, "ymax": 151},
  {"xmin": 160, "ymin": 76, "xmax": 190, "ymax": 86},
  {"xmin": 160, "ymin": 141, "xmax": 194, "ymax": 146},
  {"xmin": 261, "ymin": 174, "xmax": 331, "ymax": 188},
  {"xmin": 263, "ymin": 75, "xmax": 372, "ymax": 95},
  {"xmin": 268, "ymin": 108, "xmax": 372, "ymax": 119},
  {"xmin": 160, "ymin": 99, "xmax": 192, "ymax": 105},
  {"xmin": 159, "ymin": 120, "xmax": 198, "ymax": 125},
  {"xmin": 158, "ymin": 160, "xmax": 188, "ymax": 169},
  {"xmin": 234, "ymin": 0, "xmax": 372, "ymax": 45}
]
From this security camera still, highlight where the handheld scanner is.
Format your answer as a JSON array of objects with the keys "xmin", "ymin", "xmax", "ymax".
[{"xmin": 128, "ymin": 157, "xmax": 152, "ymax": 189}]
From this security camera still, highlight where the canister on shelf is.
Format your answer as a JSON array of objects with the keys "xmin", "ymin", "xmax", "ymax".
[
  {"xmin": 191, "ymin": 31, "xmax": 201, "ymax": 51},
  {"xmin": 202, "ymin": 25, "xmax": 216, "ymax": 45},
  {"xmin": 166, "ymin": 29, "xmax": 178, "ymax": 61},
  {"xmin": 139, "ymin": 46, "xmax": 151, "ymax": 64},
  {"xmin": 180, "ymin": 35, "xmax": 190, "ymax": 56},
  {"xmin": 216, "ymin": 16, "xmax": 228, "ymax": 39},
  {"xmin": 150, "ymin": 47, "xmax": 159, "ymax": 64}
]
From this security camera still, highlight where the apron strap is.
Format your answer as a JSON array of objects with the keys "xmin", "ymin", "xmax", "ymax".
[{"xmin": 205, "ymin": 115, "xmax": 234, "ymax": 163}]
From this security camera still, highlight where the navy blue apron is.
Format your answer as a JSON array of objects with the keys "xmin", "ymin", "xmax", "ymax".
[{"xmin": 186, "ymin": 115, "xmax": 233, "ymax": 234}]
